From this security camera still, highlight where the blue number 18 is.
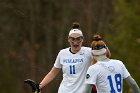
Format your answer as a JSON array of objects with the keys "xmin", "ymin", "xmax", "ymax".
[{"xmin": 107, "ymin": 74, "xmax": 122, "ymax": 93}]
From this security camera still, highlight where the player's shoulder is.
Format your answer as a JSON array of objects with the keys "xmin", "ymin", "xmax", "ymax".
[
  {"xmin": 111, "ymin": 59, "xmax": 122, "ymax": 62},
  {"xmin": 81, "ymin": 47, "xmax": 93, "ymax": 57},
  {"xmin": 87, "ymin": 64, "xmax": 100, "ymax": 74},
  {"xmin": 60, "ymin": 47, "xmax": 91, "ymax": 52},
  {"xmin": 88, "ymin": 64, "xmax": 100, "ymax": 70},
  {"xmin": 81, "ymin": 46, "xmax": 92, "ymax": 53},
  {"xmin": 110, "ymin": 59, "xmax": 124, "ymax": 65},
  {"xmin": 81, "ymin": 46, "xmax": 91, "ymax": 50}
]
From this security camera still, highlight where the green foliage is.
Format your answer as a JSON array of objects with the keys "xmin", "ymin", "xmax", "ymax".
[{"xmin": 105, "ymin": 0, "xmax": 140, "ymax": 92}]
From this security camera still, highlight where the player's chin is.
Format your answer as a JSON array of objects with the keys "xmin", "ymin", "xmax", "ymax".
[{"xmin": 72, "ymin": 45, "xmax": 80, "ymax": 48}]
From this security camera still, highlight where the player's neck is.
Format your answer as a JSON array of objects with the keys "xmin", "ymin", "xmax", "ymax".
[
  {"xmin": 70, "ymin": 47, "xmax": 81, "ymax": 54},
  {"xmin": 95, "ymin": 55, "xmax": 109, "ymax": 61}
]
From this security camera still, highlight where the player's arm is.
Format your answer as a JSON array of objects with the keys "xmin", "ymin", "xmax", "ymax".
[
  {"xmin": 125, "ymin": 76, "xmax": 140, "ymax": 93},
  {"xmin": 39, "ymin": 66, "xmax": 61, "ymax": 89},
  {"xmin": 83, "ymin": 84, "xmax": 93, "ymax": 93}
]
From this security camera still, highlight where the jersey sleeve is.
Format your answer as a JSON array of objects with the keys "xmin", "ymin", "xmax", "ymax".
[
  {"xmin": 54, "ymin": 51, "xmax": 62, "ymax": 68},
  {"xmin": 85, "ymin": 65, "xmax": 98, "ymax": 85},
  {"xmin": 121, "ymin": 62, "xmax": 130, "ymax": 79}
]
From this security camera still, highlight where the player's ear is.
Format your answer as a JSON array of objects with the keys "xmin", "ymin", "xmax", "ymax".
[
  {"xmin": 106, "ymin": 48, "xmax": 111, "ymax": 58},
  {"xmin": 68, "ymin": 39, "xmax": 70, "ymax": 42},
  {"xmin": 68, "ymin": 37, "xmax": 70, "ymax": 42},
  {"xmin": 82, "ymin": 37, "xmax": 84, "ymax": 42}
]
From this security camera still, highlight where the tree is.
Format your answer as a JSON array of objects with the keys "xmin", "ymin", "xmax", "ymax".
[
  {"xmin": 104, "ymin": 0, "xmax": 140, "ymax": 92},
  {"xmin": 0, "ymin": 0, "xmax": 114, "ymax": 93}
]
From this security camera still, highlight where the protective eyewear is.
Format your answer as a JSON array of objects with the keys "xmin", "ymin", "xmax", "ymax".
[
  {"xmin": 69, "ymin": 36, "xmax": 83, "ymax": 41},
  {"xmin": 92, "ymin": 44, "xmax": 106, "ymax": 50}
]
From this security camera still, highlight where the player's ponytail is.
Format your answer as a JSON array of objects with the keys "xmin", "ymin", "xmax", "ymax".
[
  {"xmin": 91, "ymin": 34, "xmax": 105, "ymax": 49},
  {"xmin": 68, "ymin": 22, "xmax": 83, "ymax": 36},
  {"xmin": 72, "ymin": 22, "xmax": 80, "ymax": 29},
  {"xmin": 91, "ymin": 34, "xmax": 111, "ymax": 57},
  {"xmin": 92, "ymin": 34, "xmax": 102, "ymax": 41}
]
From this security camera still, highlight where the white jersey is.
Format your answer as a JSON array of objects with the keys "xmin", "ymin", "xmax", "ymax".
[
  {"xmin": 54, "ymin": 47, "xmax": 93, "ymax": 93},
  {"xmin": 85, "ymin": 59, "xmax": 130, "ymax": 93}
]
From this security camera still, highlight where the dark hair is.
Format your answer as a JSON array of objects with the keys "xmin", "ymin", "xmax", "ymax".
[
  {"xmin": 91, "ymin": 34, "xmax": 106, "ymax": 50},
  {"xmin": 92, "ymin": 34, "xmax": 102, "ymax": 41},
  {"xmin": 72, "ymin": 22, "xmax": 80, "ymax": 29},
  {"xmin": 91, "ymin": 34, "xmax": 111, "ymax": 57}
]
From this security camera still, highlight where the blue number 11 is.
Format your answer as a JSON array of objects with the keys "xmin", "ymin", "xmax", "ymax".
[
  {"xmin": 70, "ymin": 65, "xmax": 76, "ymax": 74},
  {"xmin": 107, "ymin": 74, "xmax": 122, "ymax": 93}
]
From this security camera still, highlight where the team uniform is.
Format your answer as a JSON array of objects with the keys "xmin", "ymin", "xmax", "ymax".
[
  {"xmin": 54, "ymin": 47, "xmax": 93, "ymax": 93},
  {"xmin": 85, "ymin": 59, "xmax": 130, "ymax": 93}
]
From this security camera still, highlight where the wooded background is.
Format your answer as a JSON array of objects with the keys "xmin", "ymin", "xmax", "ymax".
[{"xmin": 0, "ymin": 0, "xmax": 140, "ymax": 93}]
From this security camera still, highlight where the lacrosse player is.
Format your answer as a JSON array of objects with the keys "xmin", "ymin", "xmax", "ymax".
[
  {"xmin": 38, "ymin": 22, "xmax": 94, "ymax": 93},
  {"xmin": 83, "ymin": 35, "xmax": 140, "ymax": 93}
]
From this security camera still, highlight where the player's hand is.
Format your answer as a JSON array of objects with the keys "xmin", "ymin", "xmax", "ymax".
[{"xmin": 24, "ymin": 79, "xmax": 41, "ymax": 93}]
